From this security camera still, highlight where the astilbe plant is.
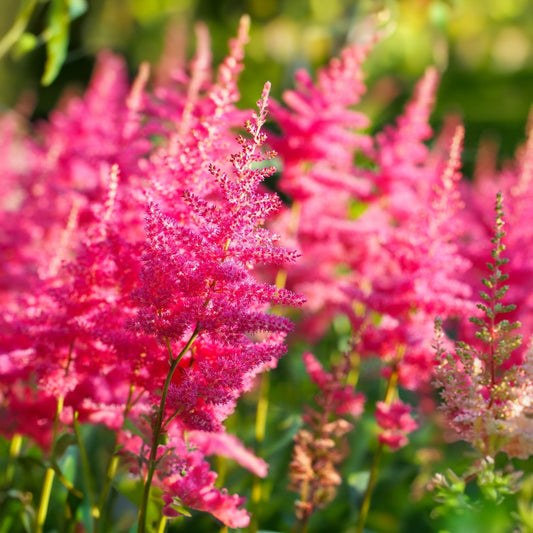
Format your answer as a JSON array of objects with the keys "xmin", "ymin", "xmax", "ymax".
[
  {"xmin": 0, "ymin": 17, "xmax": 303, "ymax": 531},
  {"xmin": 289, "ymin": 351, "xmax": 364, "ymax": 531},
  {"xmin": 432, "ymin": 192, "xmax": 533, "ymax": 517},
  {"xmin": 131, "ymin": 81, "xmax": 303, "ymax": 530}
]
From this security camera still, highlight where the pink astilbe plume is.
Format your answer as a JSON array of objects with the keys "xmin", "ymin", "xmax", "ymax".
[
  {"xmin": 0, "ymin": 50, "xmax": 153, "ymax": 444},
  {"xmin": 350, "ymin": 126, "xmax": 474, "ymax": 394},
  {"xmin": 375, "ymin": 400, "xmax": 418, "ymax": 451},
  {"xmin": 133, "ymin": 81, "xmax": 302, "ymax": 433},
  {"xmin": 271, "ymin": 46, "xmax": 472, "ymax": 397},
  {"xmin": 268, "ymin": 43, "xmax": 375, "ymax": 340},
  {"xmin": 433, "ymin": 193, "xmax": 533, "ymax": 460}
]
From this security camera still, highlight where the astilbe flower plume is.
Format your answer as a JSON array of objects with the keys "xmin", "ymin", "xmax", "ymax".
[
  {"xmin": 268, "ymin": 43, "xmax": 374, "ymax": 340},
  {"xmin": 130, "ymin": 81, "xmax": 303, "ymax": 526},
  {"xmin": 433, "ymin": 192, "xmax": 533, "ymax": 459},
  {"xmin": 458, "ymin": 122, "xmax": 533, "ymax": 367},
  {"xmin": 133, "ymin": 81, "xmax": 302, "ymax": 433},
  {"xmin": 0, "ymin": 50, "xmax": 152, "ymax": 445},
  {"xmin": 270, "ymin": 45, "xmax": 473, "ymax": 400},
  {"xmin": 289, "ymin": 351, "xmax": 364, "ymax": 526}
]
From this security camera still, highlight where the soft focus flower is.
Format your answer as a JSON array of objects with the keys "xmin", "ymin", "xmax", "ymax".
[{"xmin": 375, "ymin": 400, "xmax": 418, "ymax": 451}]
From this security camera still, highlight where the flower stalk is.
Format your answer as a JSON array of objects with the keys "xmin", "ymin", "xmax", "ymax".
[{"xmin": 137, "ymin": 327, "xmax": 198, "ymax": 533}]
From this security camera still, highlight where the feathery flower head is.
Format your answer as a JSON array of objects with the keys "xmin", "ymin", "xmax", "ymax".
[{"xmin": 433, "ymin": 192, "xmax": 533, "ymax": 459}]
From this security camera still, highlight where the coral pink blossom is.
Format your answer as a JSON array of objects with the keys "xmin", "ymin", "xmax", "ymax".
[{"xmin": 375, "ymin": 400, "xmax": 418, "ymax": 451}]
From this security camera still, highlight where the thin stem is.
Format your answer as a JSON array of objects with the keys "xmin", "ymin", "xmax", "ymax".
[
  {"xmin": 157, "ymin": 515, "xmax": 168, "ymax": 533},
  {"xmin": 34, "ymin": 392, "xmax": 66, "ymax": 533},
  {"xmin": 5, "ymin": 433, "xmax": 22, "ymax": 486},
  {"xmin": 137, "ymin": 327, "xmax": 199, "ymax": 533},
  {"xmin": 354, "ymin": 347, "xmax": 403, "ymax": 533},
  {"xmin": 0, "ymin": 0, "xmax": 39, "ymax": 59},
  {"xmin": 73, "ymin": 412, "xmax": 99, "ymax": 528},
  {"xmin": 354, "ymin": 443, "xmax": 384, "ymax": 533},
  {"xmin": 35, "ymin": 467, "xmax": 55, "ymax": 533},
  {"xmin": 95, "ymin": 454, "xmax": 118, "ymax": 530},
  {"xmin": 94, "ymin": 385, "xmax": 136, "ymax": 533},
  {"xmin": 250, "ymin": 368, "xmax": 270, "ymax": 533}
]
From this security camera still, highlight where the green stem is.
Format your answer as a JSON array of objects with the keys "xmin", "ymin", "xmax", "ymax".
[
  {"xmin": 35, "ymin": 467, "xmax": 55, "ymax": 533},
  {"xmin": 73, "ymin": 412, "xmax": 99, "ymax": 529},
  {"xmin": 157, "ymin": 515, "xmax": 167, "ymax": 533},
  {"xmin": 94, "ymin": 386, "xmax": 136, "ymax": 533},
  {"xmin": 5, "ymin": 433, "xmax": 22, "ymax": 486},
  {"xmin": 137, "ymin": 328, "xmax": 198, "ymax": 533},
  {"xmin": 355, "ymin": 443, "xmax": 384, "ymax": 533},
  {"xmin": 0, "ymin": 0, "xmax": 39, "ymax": 59},
  {"xmin": 34, "ymin": 394, "xmax": 66, "ymax": 533},
  {"xmin": 354, "ymin": 349, "xmax": 403, "ymax": 533},
  {"xmin": 249, "ymin": 369, "xmax": 270, "ymax": 533}
]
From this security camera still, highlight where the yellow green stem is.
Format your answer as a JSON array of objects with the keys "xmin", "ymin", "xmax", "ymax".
[
  {"xmin": 157, "ymin": 515, "xmax": 168, "ymax": 533},
  {"xmin": 6, "ymin": 433, "xmax": 22, "ymax": 485},
  {"xmin": 73, "ymin": 412, "xmax": 99, "ymax": 527},
  {"xmin": 138, "ymin": 327, "xmax": 198, "ymax": 533},
  {"xmin": 35, "ymin": 467, "xmax": 55, "ymax": 533},
  {"xmin": 354, "ymin": 347, "xmax": 404, "ymax": 533},
  {"xmin": 0, "ymin": 0, "xmax": 39, "ymax": 60}
]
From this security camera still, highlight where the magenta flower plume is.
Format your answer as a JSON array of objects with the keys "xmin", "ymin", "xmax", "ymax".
[
  {"xmin": 267, "ymin": 42, "xmax": 374, "ymax": 340},
  {"xmin": 132, "ymin": 82, "xmax": 303, "ymax": 433}
]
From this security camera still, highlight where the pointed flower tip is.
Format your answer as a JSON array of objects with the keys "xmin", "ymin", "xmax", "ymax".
[
  {"xmin": 262, "ymin": 81, "xmax": 271, "ymax": 100},
  {"xmin": 238, "ymin": 14, "xmax": 251, "ymax": 40}
]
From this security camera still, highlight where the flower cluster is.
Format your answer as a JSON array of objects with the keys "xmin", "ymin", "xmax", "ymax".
[
  {"xmin": 0, "ymin": 17, "xmax": 302, "ymax": 528},
  {"xmin": 289, "ymin": 351, "xmax": 364, "ymax": 525},
  {"xmin": 433, "ymin": 193, "xmax": 533, "ymax": 459},
  {"xmin": 3, "ymin": 13, "xmax": 533, "ymax": 533}
]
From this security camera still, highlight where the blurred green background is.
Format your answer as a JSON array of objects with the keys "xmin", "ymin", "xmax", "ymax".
[{"xmin": 1, "ymin": 0, "xmax": 533, "ymax": 175}]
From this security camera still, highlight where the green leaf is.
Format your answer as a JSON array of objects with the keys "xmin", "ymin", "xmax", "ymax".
[
  {"xmin": 348, "ymin": 470, "xmax": 371, "ymax": 493},
  {"xmin": 67, "ymin": 0, "xmax": 88, "ymax": 18},
  {"xmin": 53, "ymin": 432, "xmax": 77, "ymax": 460},
  {"xmin": 41, "ymin": 0, "xmax": 70, "ymax": 86},
  {"xmin": 13, "ymin": 32, "xmax": 40, "ymax": 57},
  {"xmin": 123, "ymin": 417, "xmax": 149, "ymax": 442}
]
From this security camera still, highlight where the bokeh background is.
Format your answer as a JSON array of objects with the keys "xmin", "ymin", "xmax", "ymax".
[{"xmin": 2, "ymin": 0, "xmax": 533, "ymax": 176}]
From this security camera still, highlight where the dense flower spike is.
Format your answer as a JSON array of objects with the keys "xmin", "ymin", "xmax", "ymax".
[
  {"xmin": 272, "ymin": 52, "xmax": 473, "ymax": 399},
  {"xmin": 289, "ymin": 351, "xmax": 364, "ymax": 525},
  {"xmin": 375, "ymin": 400, "xmax": 418, "ymax": 451},
  {"xmin": 133, "ymin": 81, "xmax": 302, "ymax": 434},
  {"xmin": 433, "ymin": 193, "xmax": 533, "ymax": 459}
]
